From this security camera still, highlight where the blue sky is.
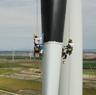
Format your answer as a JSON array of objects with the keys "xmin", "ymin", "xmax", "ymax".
[{"xmin": 0, "ymin": 0, "xmax": 95, "ymax": 50}]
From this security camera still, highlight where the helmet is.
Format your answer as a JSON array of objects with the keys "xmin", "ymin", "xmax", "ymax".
[{"xmin": 69, "ymin": 39, "xmax": 72, "ymax": 43}]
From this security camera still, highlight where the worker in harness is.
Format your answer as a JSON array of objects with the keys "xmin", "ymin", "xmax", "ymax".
[{"xmin": 62, "ymin": 39, "xmax": 73, "ymax": 62}]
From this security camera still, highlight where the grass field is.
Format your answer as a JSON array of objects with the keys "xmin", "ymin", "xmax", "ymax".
[
  {"xmin": 83, "ymin": 59, "xmax": 96, "ymax": 95},
  {"xmin": 0, "ymin": 69, "xmax": 17, "ymax": 75},
  {"xmin": 0, "ymin": 57, "xmax": 42, "ymax": 95},
  {"xmin": 83, "ymin": 88, "xmax": 96, "ymax": 95},
  {"xmin": 83, "ymin": 59, "xmax": 96, "ymax": 69},
  {"xmin": 0, "ymin": 56, "xmax": 95, "ymax": 95},
  {"xmin": 0, "ymin": 59, "xmax": 41, "ymax": 68},
  {"xmin": 84, "ymin": 69, "xmax": 96, "ymax": 76},
  {"xmin": 0, "ymin": 77, "xmax": 41, "ymax": 94}
]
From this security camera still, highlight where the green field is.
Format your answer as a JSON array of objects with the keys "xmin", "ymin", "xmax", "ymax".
[
  {"xmin": 83, "ymin": 59, "xmax": 96, "ymax": 95},
  {"xmin": 0, "ymin": 56, "xmax": 95, "ymax": 95},
  {"xmin": 0, "ymin": 57, "xmax": 42, "ymax": 95},
  {"xmin": 83, "ymin": 88, "xmax": 96, "ymax": 95},
  {"xmin": 0, "ymin": 77, "xmax": 41, "ymax": 93},
  {"xmin": 0, "ymin": 69, "xmax": 17, "ymax": 75},
  {"xmin": 83, "ymin": 80, "xmax": 96, "ymax": 95},
  {"xmin": 83, "ymin": 59, "xmax": 96, "ymax": 69}
]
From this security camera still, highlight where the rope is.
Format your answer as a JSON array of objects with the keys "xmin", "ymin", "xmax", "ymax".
[
  {"xmin": 68, "ymin": 0, "xmax": 71, "ymax": 41},
  {"xmin": 36, "ymin": 0, "xmax": 39, "ymax": 33},
  {"xmin": 67, "ymin": 0, "xmax": 71, "ymax": 95}
]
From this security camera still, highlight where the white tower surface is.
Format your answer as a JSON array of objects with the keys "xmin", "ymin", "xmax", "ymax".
[
  {"xmin": 42, "ymin": 42, "xmax": 62, "ymax": 95},
  {"xmin": 59, "ymin": 0, "xmax": 83, "ymax": 95}
]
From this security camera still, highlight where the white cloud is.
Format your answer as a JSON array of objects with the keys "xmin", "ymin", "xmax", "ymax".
[
  {"xmin": 83, "ymin": 0, "xmax": 96, "ymax": 49},
  {"xmin": 0, "ymin": 0, "xmax": 41, "ymax": 50},
  {"xmin": 0, "ymin": 0, "xmax": 41, "ymax": 27}
]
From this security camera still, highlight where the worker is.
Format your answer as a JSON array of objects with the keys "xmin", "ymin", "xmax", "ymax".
[{"xmin": 62, "ymin": 39, "xmax": 74, "ymax": 63}]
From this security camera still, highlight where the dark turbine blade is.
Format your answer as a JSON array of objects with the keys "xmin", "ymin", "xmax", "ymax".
[{"xmin": 41, "ymin": 0, "xmax": 67, "ymax": 42}]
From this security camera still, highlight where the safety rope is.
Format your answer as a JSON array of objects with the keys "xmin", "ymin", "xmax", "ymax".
[{"xmin": 36, "ymin": 0, "xmax": 39, "ymax": 33}]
